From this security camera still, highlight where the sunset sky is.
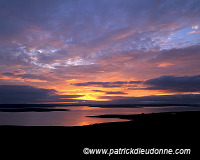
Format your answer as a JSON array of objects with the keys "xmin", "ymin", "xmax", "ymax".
[{"xmin": 0, "ymin": 0, "xmax": 200, "ymax": 104}]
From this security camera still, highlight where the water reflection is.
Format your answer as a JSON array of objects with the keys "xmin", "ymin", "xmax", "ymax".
[{"xmin": 0, "ymin": 105, "xmax": 199, "ymax": 126}]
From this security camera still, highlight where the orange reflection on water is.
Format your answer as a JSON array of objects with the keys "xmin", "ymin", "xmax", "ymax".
[
  {"xmin": 61, "ymin": 106, "xmax": 128, "ymax": 126},
  {"xmin": 74, "ymin": 116, "xmax": 128, "ymax": 126}
]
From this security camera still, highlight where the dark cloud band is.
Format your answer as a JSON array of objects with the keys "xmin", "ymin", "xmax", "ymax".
[{"xmin": 0, "ymin": 85, "xmax": 82, "ymax": 104}]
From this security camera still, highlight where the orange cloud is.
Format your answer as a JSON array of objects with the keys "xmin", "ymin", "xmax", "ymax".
[
  {"xmin": 0, "ymin": 76, "xmax": 47, "ymax": 83},
  {"xmin": 158, "ymin": 62, "xmax": 174, "ymax": 67}
]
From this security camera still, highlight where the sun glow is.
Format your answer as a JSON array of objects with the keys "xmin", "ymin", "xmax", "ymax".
[{"xmin": 75, "ymin": 94, "xmax": 109, "ymax": 101}]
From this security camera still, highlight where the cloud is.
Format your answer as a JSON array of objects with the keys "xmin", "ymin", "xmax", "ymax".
[
  {"xmin": 92, "ymin": 90, "xmax": 105, "ymax": 92},
  {"xmin": 0, "ymin": 85, "xmax": 82, "ymax": 104},
  {"xmin": 189, "ymin": 30, "xmax": 200, "ymax": 34},
  {"xmin": 1, "ymin": 72, "xmax": 49, "ymax": 82},
  {"xmin": 76, "ymin": 74, "xmax": 200, "ymax": 93},
  {"xmin": 150, "ymin": 45, "xmax": 200, "ymax": 65},
  {"xmin": 74, "ymin": 81, "xmax": 141, "ymax": 88},
  {"xmin": 0, "ymin": 0, "xmax": 60, "ymax": 41},
  {"xmin": 92, "ymin": 90, "xmax": 127, "ymax": 95},
  {"xmin": 99, "ymin": 94, "xmax": 200, "ymax": 104},
  {"xmin": 145, "ymin": 75, "xmax": 200, "ymax": 92},
  {"xmin": 106, "ymin": 91, "xmax": 127, "ymax": 95},
  {"xmin": 0, "ymin": 0, "xmax": 200, "ymax": 104},
  {"xmin": 0, "ymin": 1, "xmax": 199, "ymax": 72}
]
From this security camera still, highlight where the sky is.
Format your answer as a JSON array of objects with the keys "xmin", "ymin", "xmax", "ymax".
[{"xmin": 0, "ymin": 0, "xmax": 200, "ymax": 104}]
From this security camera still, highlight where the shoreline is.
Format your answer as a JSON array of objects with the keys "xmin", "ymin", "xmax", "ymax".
[
  {"xmin": 2, "ymin": 110, "xmax": 199, "ymax": 142},
  {"xmin": 1, "ymin": 110, "xmax": 199, "ymax": 159},
  {"xmin": 1, "ymin": 110, "xmax": 199, "ymax": 129}
]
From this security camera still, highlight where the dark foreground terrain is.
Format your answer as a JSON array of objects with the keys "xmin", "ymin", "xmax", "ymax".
[{"xmin": 1, "ymin": 110, "xmax": 199, "ymax": 159}]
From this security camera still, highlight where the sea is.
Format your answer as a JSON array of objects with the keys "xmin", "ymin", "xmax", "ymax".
[{"xmin": 0, "ymin": 105, "xmax": 200, "ymax": 126}]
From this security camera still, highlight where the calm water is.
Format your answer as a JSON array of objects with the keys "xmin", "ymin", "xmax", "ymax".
[{"xmin": 0, "ymin": 105, "xmax": 199, "ymax": 126}]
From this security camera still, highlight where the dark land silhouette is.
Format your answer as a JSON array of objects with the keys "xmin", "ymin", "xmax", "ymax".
[{"xmin": 0, "ymin": 108, "xmax": 69, "ymax": 112}]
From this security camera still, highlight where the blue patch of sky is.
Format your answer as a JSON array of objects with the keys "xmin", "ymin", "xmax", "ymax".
[{"xmin": 160, "ymin": 26, "xmax": 200, "ymax": 50}]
